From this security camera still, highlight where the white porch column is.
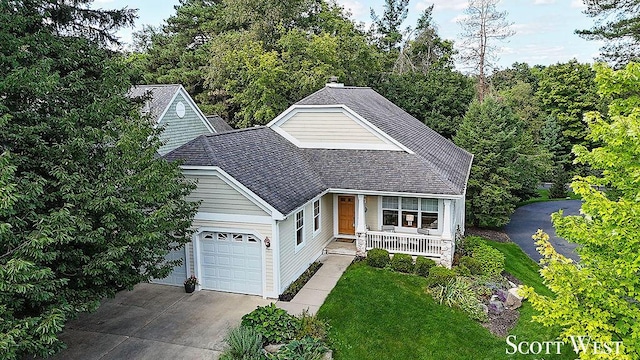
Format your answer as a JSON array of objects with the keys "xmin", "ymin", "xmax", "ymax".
[
  {"xmin": 355, "ymin": 194, "xmax": 367, "ymax": 257},
  {"xmin": 440, "ymin": 199, "xmax": 454, "ymax": 268}
]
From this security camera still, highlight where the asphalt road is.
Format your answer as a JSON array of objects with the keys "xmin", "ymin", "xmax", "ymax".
[{"xmin": 504, "ymin": 200, "xmax": 582, "ymax": 263}]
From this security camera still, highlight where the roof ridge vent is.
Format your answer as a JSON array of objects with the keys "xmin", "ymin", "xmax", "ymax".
[{"xmin": 326, "ymin": 75, "xmax": 344, "ymax": 88}]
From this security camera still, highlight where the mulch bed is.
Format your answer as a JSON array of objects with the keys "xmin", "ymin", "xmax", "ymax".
[
  {"xmin": 278, "ymin": 262, "xmax": 323, "ymax": 302},
  {"xmin": 484, "ymin": 309, "xmax": 520, "ymax": 337},
  {"xmin": 466, "ymin": 227, "xmax": 511, "ymax": 243}
]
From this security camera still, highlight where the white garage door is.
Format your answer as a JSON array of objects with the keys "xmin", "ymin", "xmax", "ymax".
[
  {"xmin": 152, "ymin": 247, "xmax": 187, "ymax": 286},
  {"xmin": 199, "ymin": 232, "xmax": 262, "ymax": 295}
]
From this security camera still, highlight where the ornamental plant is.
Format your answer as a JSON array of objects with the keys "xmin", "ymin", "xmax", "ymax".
[{"xmin": 184, "ymin": 275, "xmax": 199, "ymax": 286}]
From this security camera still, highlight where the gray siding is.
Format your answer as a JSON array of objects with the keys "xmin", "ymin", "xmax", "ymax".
[
  {"xmin": 279, "ymin": 111, "xmax": 397, "ymax": 146},
  {"xmin": 158, "ymin": 93, "xmax": 211, "ymax": 156},
  {"xmin": 186, "ymin": 174, "xmax": 269, "ymax": 216},
  {"xmin": 278, "ymin": 194, "xmax": 334, "ymax": 292}
]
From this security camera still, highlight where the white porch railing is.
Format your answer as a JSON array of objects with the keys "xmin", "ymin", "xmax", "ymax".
[{"xmin": 366, "ymin": 231, "xmax": 442, "ymax": 257}]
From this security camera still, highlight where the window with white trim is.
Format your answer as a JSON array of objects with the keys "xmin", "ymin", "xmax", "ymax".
[
  {"xmin": 295, "ymin": 210, "xmax": 304, "ymax": 246},
  {"xmin": 382, "ymin": 197, "xmax": 439, "ymax": 229},
  {"xmin": 313, "ymin": 199, "xmax": 321, "ymax": 234}
]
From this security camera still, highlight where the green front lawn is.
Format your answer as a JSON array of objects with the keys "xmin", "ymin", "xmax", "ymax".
[
  {"xmin": 317, "ymin": 239, "xmax": 574, "ymax": 360},
  {"xmin": 517, "ymin": 188, "xmax": 581, "ymax": 207}
]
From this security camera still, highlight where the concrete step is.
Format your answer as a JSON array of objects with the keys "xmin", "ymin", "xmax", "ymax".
[{"xmin": 324, "ymin": 240, "xmax": 356, "ymax": 256}]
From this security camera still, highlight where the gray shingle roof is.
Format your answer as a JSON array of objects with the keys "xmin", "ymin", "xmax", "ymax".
[
  {"xmin": 303, "ymin": 149, "xmax": 459, "ymax": 194},
  {"xmin": 206, "ymin": 115, "xmax": 234, "ymax": 133},
  {"xmin": 164, "ymin": 128, "xmax": 326, "ymax": 215},
  {"xmin": 165, "ymin": 86, "xmax": 472, "ymax": 216},
  {"xmin": 296, "ymin": 86, "xmax": 473, "ymax": 195},
  {"xmin": 129, "ymin": 84, "xmax": 181, "ymax": 122}
]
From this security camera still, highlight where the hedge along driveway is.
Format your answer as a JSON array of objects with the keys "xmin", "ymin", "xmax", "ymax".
[{"xmin": 317, "ymin": 240, "xmax": 576, "ymax": 359}]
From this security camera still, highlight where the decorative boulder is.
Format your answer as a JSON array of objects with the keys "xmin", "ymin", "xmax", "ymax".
[
  {"xmin": 489, "ymin": 295, "xmax": 505, "ymax": 313},
  {"xmin": 505, "ymin": 287, "xmax": 524, "ymax": 310}
]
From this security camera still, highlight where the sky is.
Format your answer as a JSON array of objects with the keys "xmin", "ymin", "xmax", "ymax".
[{"xmin": 96, "ymin": 0, "xmax": 602, "ymax": 70}]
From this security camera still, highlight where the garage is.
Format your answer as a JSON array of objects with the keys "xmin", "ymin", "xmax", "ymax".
[
  {"xmin": 199, "ymin": 231, "xmax": 263, "ymax": 295},
  {"xmin": 152, "ymin": 247, "xmax": 187, "ymax": 286}
]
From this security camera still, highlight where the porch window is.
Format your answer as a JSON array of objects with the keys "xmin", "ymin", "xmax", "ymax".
[
  {"xmin": 313, "ymin": 199, "xmax": 321, "ymax": 234},
  {"xmin": 295, "ymin": 210, "xmax": 304, "ymax": 246},
  {"xmin": 401, "ymin": 198, "xmax": 419, "ymax": 228},
  {"xmin": 382, "ymin": 196, "xmax": 439, "ymax": 230},
  {"xmin": 382, "ymin": 197, "xmax": 399, "ymax": 226},
  {"xmin": 421, "ymin": 199, "xmax": 438, "ymax": 229}
]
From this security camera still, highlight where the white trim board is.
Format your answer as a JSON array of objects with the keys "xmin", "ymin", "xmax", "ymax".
[{"xmin": 194, "ymin": 212, "xmax": 273, "ymax": 224}]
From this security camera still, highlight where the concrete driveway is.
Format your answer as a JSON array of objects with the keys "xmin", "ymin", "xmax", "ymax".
[
  {"xmin": 504, "ymin": 200, "xmax": 581, "ymax": 263},
  {"xmin": 51, "ymin": 283, "xmax": 271, "ymax": 360}
]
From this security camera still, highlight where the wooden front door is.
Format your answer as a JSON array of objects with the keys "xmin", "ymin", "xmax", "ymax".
[{"xmin": 338, "ymin": 196, "xmax": 355, "ymax": 235}]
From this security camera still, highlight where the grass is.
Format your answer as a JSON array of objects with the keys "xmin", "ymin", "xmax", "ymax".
[
  {"xmin": 517, "ymin": 188, "xmax": 581, "ymax": 207},
  {"xmin": 317, "ymin": 239, "xmax": 575, "ymax": 360}
]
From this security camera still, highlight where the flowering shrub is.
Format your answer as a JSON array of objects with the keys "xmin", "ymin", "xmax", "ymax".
[{"xmin": 184, "ymin": 275, "xmax": 198, "ymax": 286}]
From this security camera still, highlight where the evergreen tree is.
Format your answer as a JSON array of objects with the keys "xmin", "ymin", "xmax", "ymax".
[
  {"xmin": 454, "ymin": 97, "xmax": 550, "ymax": 227},
  {"xmin": 577, "ymin": 0, "xmax": 640, "ymax": 66}
]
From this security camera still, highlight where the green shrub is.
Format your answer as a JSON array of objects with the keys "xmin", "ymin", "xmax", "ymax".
[
  {"xmin": 414, "ymin": 256, "xmax": 436, "ymax": 277},
  {"xmin": 429, "ymin": 278, "xmax": 488, "ymax": 322},
  {"xmin": 454, "ymin": 264, "xmax": 471, "ymax": 277},
  {"xmin": 390, "ymin": 253, "xmax": 414, "ymax": 273},
  {"xmin": 471, "ymin": 243, "xmax": 505, "ymax": 277},
  {"xmin": 295, "ymin": 309, "xmax": 328, "ymax": 341},
  {"xmin": 220, "ymin": 326, "xmax": 264, "ymax": 360},
  {"xmin": 241, "ymin": 303, "xmax": 300, "ymax": 345},
  {"xmin": 367, "ymin": 248, "xmax": 390, "ymax": 268},
  {"xmin": 426, "ymin": 266, "xmax": 456, "ymax": 287},
  {"xmin": 460, "ymin": 236, "xmax": 484, "ymax": 256},
  {"xmin": 459, "ymin": 256, "xmax": 483, "ymax": 275},
  {"xmin": 267, "ymin": 337, "xmax": 328, "ymax": 360}
]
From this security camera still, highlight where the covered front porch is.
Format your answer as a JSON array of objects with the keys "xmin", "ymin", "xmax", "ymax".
[{"xmin": 328, "ymin": 192, "xmax": 459, "ymax": 267}]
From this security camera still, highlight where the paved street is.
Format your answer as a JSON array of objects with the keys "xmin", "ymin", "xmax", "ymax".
[{"xmin": 504, "ymin": 200, "xmax": 581, "ymax": 262}]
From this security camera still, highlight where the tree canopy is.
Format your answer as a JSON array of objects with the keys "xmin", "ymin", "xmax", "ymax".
[
  {"xmin": 453, "ymin": 97, "xmax": 550, "ymax": 227},
  {"xmin": 525, "ymin": 62, "xmax": 640, "ymax": 360},
  {"xmin": 577, "ymin": 0, "xmax": 640, "ymax": 66},
  {"xmin": 0, "ymin": 1, "xmax": 198, "ymax": 357}
]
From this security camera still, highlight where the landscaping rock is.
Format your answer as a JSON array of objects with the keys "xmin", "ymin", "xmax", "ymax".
[
  {"xmin": 480, "ymin": 303, "xmax": 489, "ymax": 315},
  {"xmin": 264, "ymin": 344, "xmax": 285, "ymax": 353},
  {"xmin": 505, "ymin": 287, "xmax": 524, "ymax": 310},
  {"xmin": 323, "ymin": 349, "xmax": 333, "ymax": 360},
  {"xmin": 489, "ymin": 295, "xmax": 505, "ymax": 313}
]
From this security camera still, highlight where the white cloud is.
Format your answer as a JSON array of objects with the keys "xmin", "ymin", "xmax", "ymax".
[
  {"xmin": 510, "ymin": 22, "xmax": 554, "ymax": 35},
  {"xmin": 450, "ymin": 14, "xmax": 469, "ymax": 24},
  {"xmin": 506, "ymin": 44, "xmax": 567, "ymax": 63},
  {"xmin": 570, "ymin": 0, "xmax": 586, "ymax": 9},
  {"xmin": 417, "ymin": 0, "xmax": 468, "ymax": 12},
  {"xmin": 336, "ymin": 0, "xmax": 366, "ymax": 19},
  {"xmin": 533, "ymin": 0, "xmax": 555, "ymax": 4}
]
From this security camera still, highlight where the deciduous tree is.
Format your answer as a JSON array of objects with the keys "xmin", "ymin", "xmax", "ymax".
[
  {"xmin": 525, "ymin": 63, "xmax": 640, "ymax": 360},
  {"xmin": 458, "ymin": 0, "xmax": 514, "ymax": 101},
  {"xmin": 0, "ymin": 1, "xmax": 198, "ymax": 357}
]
